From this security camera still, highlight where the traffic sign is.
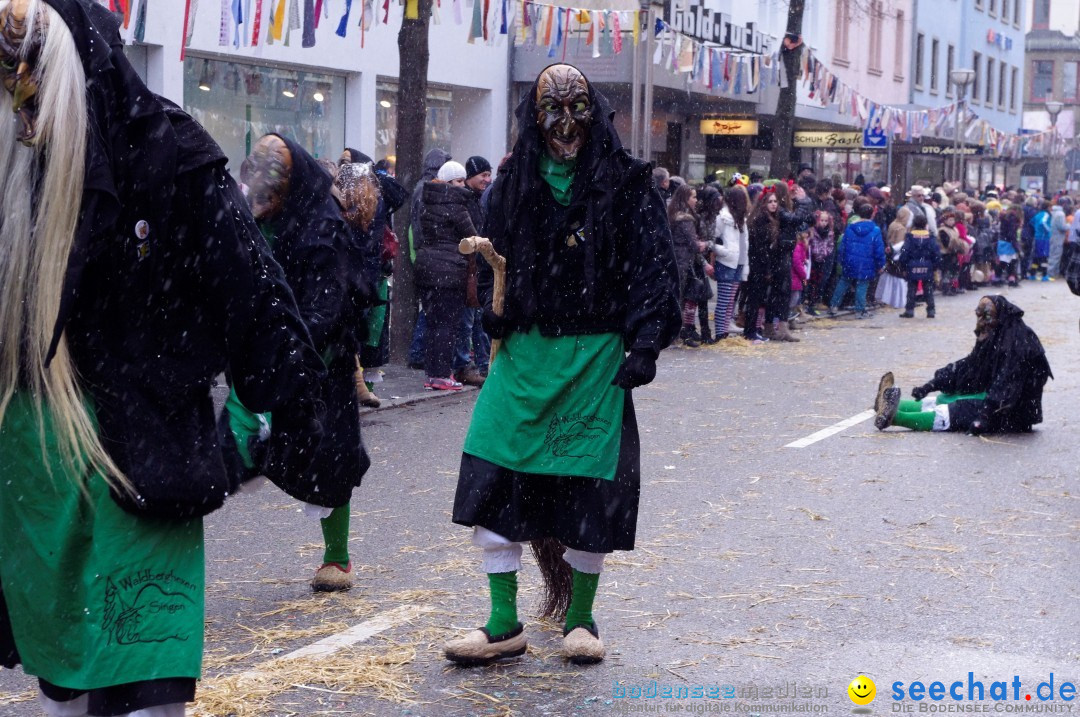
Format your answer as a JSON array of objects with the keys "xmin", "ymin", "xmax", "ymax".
[{"xmin": 863, "ymin": 125, "xmax": 888, "ymax": 149}]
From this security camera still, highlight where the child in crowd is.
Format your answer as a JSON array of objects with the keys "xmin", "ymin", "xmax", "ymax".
[
  {"xmin": 804, "ymin": 211, "xmax": 834, "ymax": 316},
  {"xmin": 790, "ymin": 230, "xmax": 810, "ymax": 321},
  {"xmin": 898, "ymin": 214, "xmax": 941, "ymax": 319},
  {"xmin": 1030, "ymin": 201, "xmax": 1052, "ymax": 281},
  {"xmin": 828, "ymin": 203, "xmax": 885, "ymax": 319}
]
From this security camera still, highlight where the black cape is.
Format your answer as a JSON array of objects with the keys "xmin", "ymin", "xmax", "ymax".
[
  {"xmin": 480, "ymin": 67, "xmax": 681, "ymax": 353},
  {"xmin": 247, "ymin": 135, "xmax": 372, "ymax": 507},
  {"xmin": 929, "ymin": 296, "xmax": 1052, "ymax": 431},
  {"xmin": 40, "ymin": 0, "xmax": 324, "ymax": 518}
]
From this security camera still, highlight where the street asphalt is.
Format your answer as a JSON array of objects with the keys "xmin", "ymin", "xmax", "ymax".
[{"xmin": 1, "ymin": 281, "xmax": 1077, "ymax": 717}]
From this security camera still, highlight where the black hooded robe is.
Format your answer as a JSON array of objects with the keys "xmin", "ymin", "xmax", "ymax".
[
  {"xmin": 451, "ymin": 72, "xmax": 681, "ymax": 553},
  {"xmin": 928, "ymin": 296, "xmax": 1052, "ymax": 432},
  {"xmin": 222, "ymin": 135, "xmax": 373, "ymax": 508},
  {"xmin": 1, "ymin": 0, "xmax": 325, "ymax": 708}
]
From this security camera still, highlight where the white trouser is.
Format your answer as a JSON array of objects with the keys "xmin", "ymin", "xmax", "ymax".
[
  {"xmin": 920, "ymin": 395, "xmax": 951, "ymax": 431},
  {"xmin": 38, "ymin": 691, "xmax": 186, "ymax": 717},
  {"xmin": 473, "ymin": 526, "xmax": 606, "ymax": 574}
]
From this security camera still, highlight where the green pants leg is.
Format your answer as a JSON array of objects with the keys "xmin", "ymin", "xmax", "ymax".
[
  {"xmin": 892, "ymin": 409, "xmax": 937, "ymax": 431},
  {"xmin": 320, "ymin": 503, "xmax": 351, "ymax": 566},
  {"xmin": 485, "ymin": 572, "xmax": 520, "ymax": 636},
  {"xmin": 565, "ymin": 569, "xmax": 601, "ymax": 632}
]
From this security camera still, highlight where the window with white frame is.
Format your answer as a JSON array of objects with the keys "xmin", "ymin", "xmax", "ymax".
[
  {"xmin": 972, "ymin": 51, "xmax": 981, "ymax": 102},
  {"xmin": 946, "ymin": 44, "xmax": 955, "ymax": 98},
  {"xmin": 930, "ymin": 39, "xmax": 939, "ymax": 92},
  {"xmin": 915, "ymin": 33, "xmax": 925, "ymax": 89},
  {"xmin": 894, "ymin": 11, "xmax": 905, "ymax": 81}
]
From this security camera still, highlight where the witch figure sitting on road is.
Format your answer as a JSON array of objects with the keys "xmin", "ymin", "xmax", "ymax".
[
  {"xmin": 444, "ymin": 63, "xmax": 681, "ymax": 666},
  {"xmin": 874, "ymin": 295, "xmax": 1052, "ymax": 435}
]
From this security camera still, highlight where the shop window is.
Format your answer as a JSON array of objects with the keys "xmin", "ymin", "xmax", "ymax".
[
  {"xmin": 1065, "ymin": 62, "xmax": 1079, "ymax": 102},
  {"xmin": 374, "ymin": 81, "xmax": 452, "ymax": 167},
  {"xmin": 124, "ymin": 44, "xmax": 148, "ymax": 84},
  {"xmin": 183, "ymin": 57, "xmax": 345, "ymax": 178},
  {"xmin": 1030, "ymin": 60, "xmax": 1054, "ymax": 102}
]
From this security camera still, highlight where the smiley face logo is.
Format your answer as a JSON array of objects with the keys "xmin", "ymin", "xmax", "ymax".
[{"xmin": 848, "ymin": 675, "xmax": 876, "ymax": 706}]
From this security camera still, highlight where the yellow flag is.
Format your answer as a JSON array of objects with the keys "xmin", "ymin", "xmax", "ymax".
[
  {"xmin": 271, "ymin": 0, "xmax": 286, "ymax": 40},
  {"xmin": 406, "ymin": 0, "xmax": 419, "ymax": 20}
]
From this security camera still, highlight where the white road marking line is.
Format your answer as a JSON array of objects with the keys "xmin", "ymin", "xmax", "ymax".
[
  {"xmin": 187, "ymin": 604, "xmax": 434, "ymax": 715},
  {"xmin": 278, "ymin": 604, "xmax": 433, "ymax": 661},
  {"xmin": 785, "ymin": 410, "xmax": 876, "ymax": 448}
]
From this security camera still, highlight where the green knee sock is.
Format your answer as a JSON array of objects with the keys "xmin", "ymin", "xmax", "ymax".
[
  {"xmin": 898, "ymin": 399, "xmax": 924, "ymax": 413},
  {"xmin": 893, "ymin": 410, "xmax": 937, "ymax": 431},
  {"xmin": 485, "ymin": 571, "xmax": 519, "ymax": 636},
  {"xmin": 320, "ymin": 503, "xmax": 351, "ymax": 566},
  {"xmin": 564, "ymin": 569, "xmax": 600, "ymax": 632}
]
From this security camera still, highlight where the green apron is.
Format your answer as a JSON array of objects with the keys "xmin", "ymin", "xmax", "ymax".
[
  {"xmin": 0, "ymin": 393, "xmax": 204, "ymax": 689},
  {"xmin": 463, "ymin": 327, "xmax": 625, "ymax": 480},
  {"xmin": 365, "ymin": 277, "xmax": 390, "ymax": 350}
]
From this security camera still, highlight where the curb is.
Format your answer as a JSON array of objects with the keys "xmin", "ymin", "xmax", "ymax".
[{"xmin": 358, "ymin": 384, "xmax": 479, "ymax": 416}]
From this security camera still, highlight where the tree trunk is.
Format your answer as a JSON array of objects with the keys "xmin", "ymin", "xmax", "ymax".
[
  {"xmin": 768, "ymin": 0, "xmax": 805, "ymax": 180},
  {"xmin": 390, "ymin": 0, "xmax": 433, "ymax": 363}
]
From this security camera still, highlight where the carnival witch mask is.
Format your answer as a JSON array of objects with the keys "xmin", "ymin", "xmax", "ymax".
[
  {"xmin": 246, "ymin": 135, "xmax": 293, "ymax": 221},
  {"xmin": 975, "ymin": 297, "xmax": 999, "ymax": 342},
  {"xmin": 0, "ymin": 0, "xmax": 45, "ymax": 145},
  {"xmin": 535, "ymin": 64, "xmax": 590, "ymax": 162}
]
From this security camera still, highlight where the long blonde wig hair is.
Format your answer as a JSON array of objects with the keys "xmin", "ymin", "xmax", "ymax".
[{"xmin": 0, "ymin": 0, "xmax": 125, "ymax": 487}]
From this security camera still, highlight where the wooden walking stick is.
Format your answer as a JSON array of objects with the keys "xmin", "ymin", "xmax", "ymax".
[{"xmin": 459, "ymin": 236, "xmax": 506, "ymax": 362}]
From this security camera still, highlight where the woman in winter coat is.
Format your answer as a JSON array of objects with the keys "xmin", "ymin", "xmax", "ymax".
[
  {"xmin": 968, "ymin": 201, "xmax": 994, "ymax": 285},
  {"xmin": 766, "ymin": 182, "xmax": 814, "ymax": 342},
  {"xmin": 694, "ymin": 185, "xmax": 723, "ymax": 343},
  {"xmin": 707, "ymin": 185, "xmax": 749, "ymax": 340},
  {"xmin": 416, "ymin": 161, "xmax": 482, "ymax": 389},
  {"xmin": 743, "ymin": 187, "xmax": 779, "ymax": 343},
  {"xmin": 668, "ymin": 183, "xmax": 705, "ymax": 346},
  {"xmin": 876, "ymin": 206, "xmax": 911, "ymax": 309}
]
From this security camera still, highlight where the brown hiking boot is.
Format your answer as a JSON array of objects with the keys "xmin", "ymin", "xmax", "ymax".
[{"xmin": 774, "ymin": 322, "xmax": 801, "ymax": 342}]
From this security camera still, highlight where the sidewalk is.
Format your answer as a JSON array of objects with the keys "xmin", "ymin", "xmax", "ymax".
[{"xmin": 359, "ymin": 363, "xmax": 479, "ymax": 415}]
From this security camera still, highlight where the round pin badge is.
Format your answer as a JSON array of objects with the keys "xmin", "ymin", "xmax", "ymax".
[{"xmin": 135, "ymin": 220, "xmax": 150, "ymax": 240}]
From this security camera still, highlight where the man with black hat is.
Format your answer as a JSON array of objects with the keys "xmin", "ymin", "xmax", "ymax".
[{"xmin": 454, "ymin": 156, "xmax": 495, "ymax": 385}]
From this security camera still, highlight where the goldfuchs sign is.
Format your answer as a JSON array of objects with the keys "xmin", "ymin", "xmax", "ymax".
[
  {"xmin": 662, "ymin": 0, "xmax": 773, "ymax": 54},
  {"xmin": 700, "ymin": 119, "xmax": 759, "ymax": 135},
  {"xmin": 793, "ymin": 131, "xmax": 864, "ymax": 148}
]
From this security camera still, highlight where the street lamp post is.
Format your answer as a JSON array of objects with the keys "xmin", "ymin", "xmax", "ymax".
[
  {"xmin": 1046, "ymin": 98, "xmax": 1064, "ymax": 191},
  {"xmin": 950, "ymin": 68, "xmax": 976, "ymax": 188}
]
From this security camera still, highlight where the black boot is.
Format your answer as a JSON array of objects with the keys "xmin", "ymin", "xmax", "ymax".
[
  {"xmin": 700, "ymin": 323, "xmax": 715, "ymax": 345},
  {"xmin": 679, "ymin": 326, "xmax": 700, "ymax": 348}
]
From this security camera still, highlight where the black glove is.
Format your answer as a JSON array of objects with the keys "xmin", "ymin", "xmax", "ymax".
[
  {"xmin": 612, "ymin": 349, "xmax": 657, "ymax": 390},
  {"xmin": 263, "ymin": 399, "xmax": 325, "ymax": 484},
  {"xmin": 910, "ymin": 384, "xmax": 934, "ymax": 401},
  {"xmin": 481, "ymin": 309, "xmax": 510, "ymax": 340}
]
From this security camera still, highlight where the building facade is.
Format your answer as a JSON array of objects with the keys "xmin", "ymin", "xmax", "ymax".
[
  {"xmin": 135, "ymin": 3, "xmax": 511, "ymax": 179},
  {"xmin": 1022, "ymin": 29, "xmax": 1080, "ymax": 192},
  {"xmin": 908, "ymin": 0, "xmax": 1026, "ymax": 190}
]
